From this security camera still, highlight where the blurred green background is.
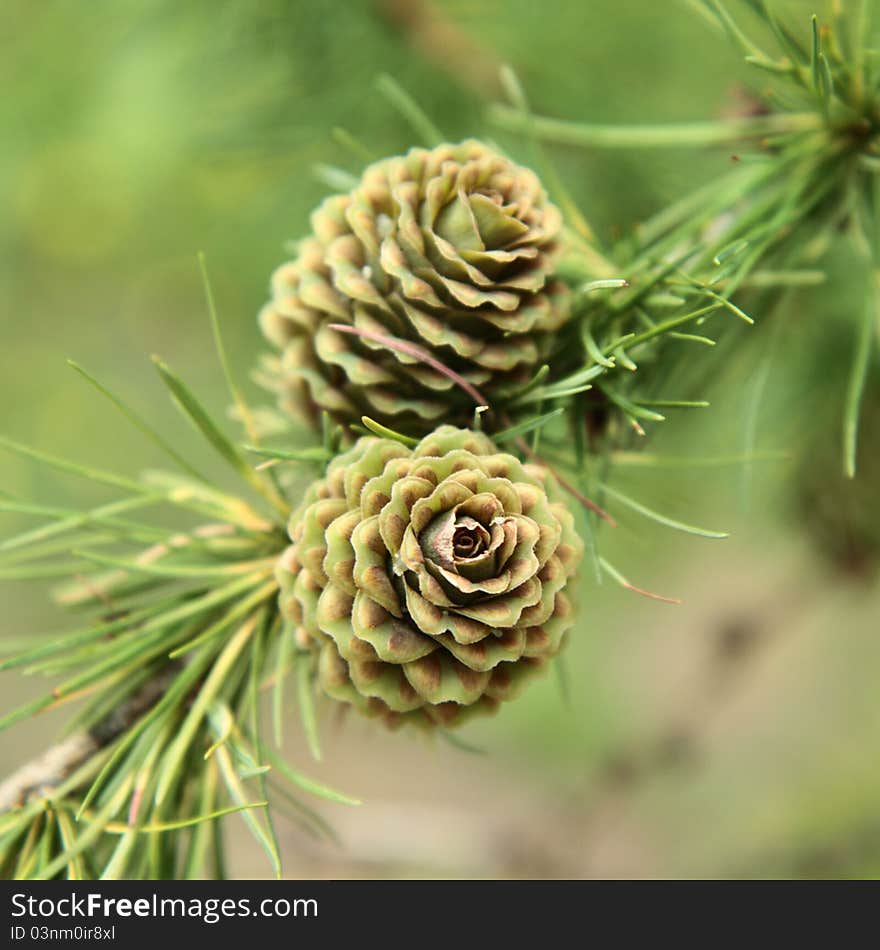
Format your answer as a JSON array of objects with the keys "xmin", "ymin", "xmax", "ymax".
[{"xmin": 2, "ymin": 0, "xmax": 879, "ymax": 879}]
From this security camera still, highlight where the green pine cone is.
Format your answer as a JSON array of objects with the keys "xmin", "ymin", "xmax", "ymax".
[
  {"xmin": 259, "ymin": 140, "xmax": 570, "ymax": 436},
  {"xmin": 277, "ymin": 426, "xmax": 583, "ymax": 728}
]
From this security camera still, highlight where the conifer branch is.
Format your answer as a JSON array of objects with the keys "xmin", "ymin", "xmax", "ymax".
[{"xmin": 0, "ymin": 665, "xmax": 180, "ymax": 813}]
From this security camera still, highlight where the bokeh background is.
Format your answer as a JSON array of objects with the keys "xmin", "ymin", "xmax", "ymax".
[{"xmin": 2, "ymin": 0, "xmax": 879, "ymax": 879}]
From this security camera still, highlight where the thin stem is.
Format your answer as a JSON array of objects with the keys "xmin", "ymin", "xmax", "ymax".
[
  {"xmin": 489, "ymin": 105, "xmax": 823, "ymax": 148},
  {"xmin": 326, "ymin": 323, "xmax": 490, "ymax": 408},
  {"xmin": 516, "ymin": 436, "xmax": 616, "ymax": 527},
  {"xmin": 843, "ymin": 268, "xmax": 879, "ymax": 477}
]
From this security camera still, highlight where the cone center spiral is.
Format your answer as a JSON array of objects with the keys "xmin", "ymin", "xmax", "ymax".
[{"xmin": 453, "ymin": 518, "xmax": 489, "ymax": 558}]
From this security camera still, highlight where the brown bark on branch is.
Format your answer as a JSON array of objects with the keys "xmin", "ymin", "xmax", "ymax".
[{"xmin": 0, "ymin": 665, "xmax": 180, "ymax": 813}]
